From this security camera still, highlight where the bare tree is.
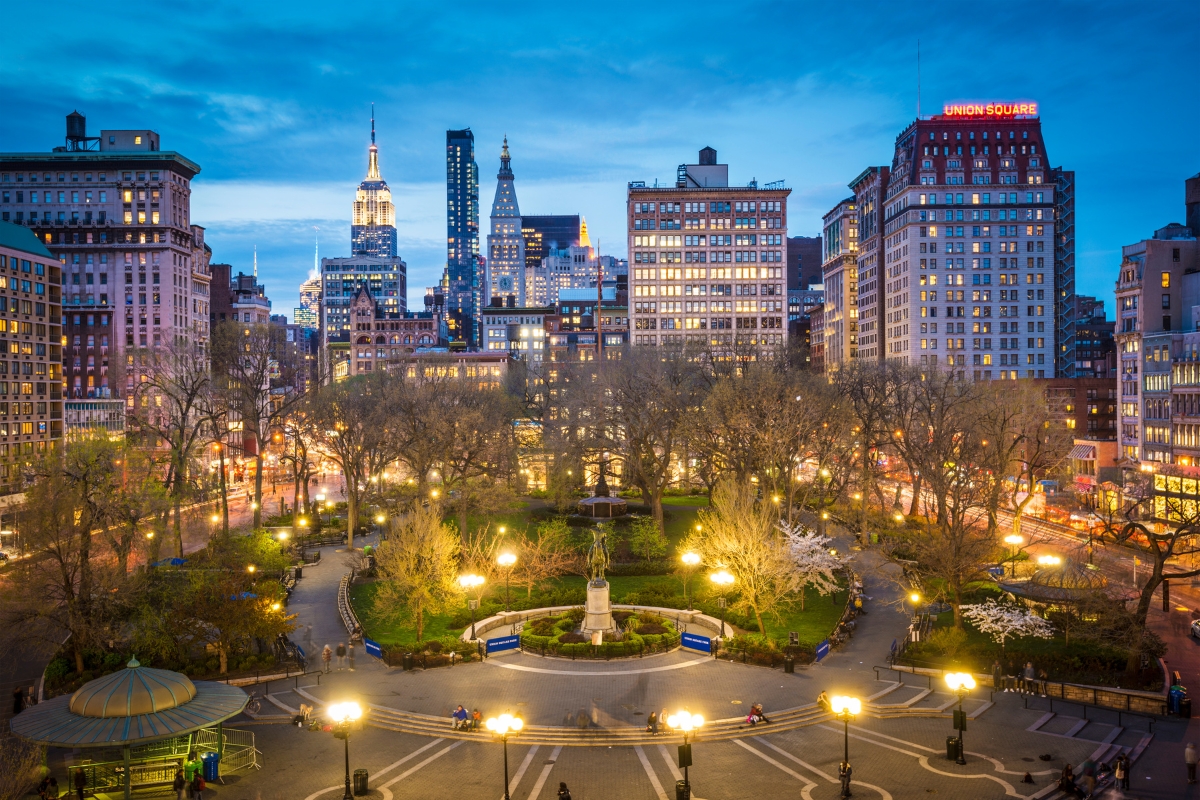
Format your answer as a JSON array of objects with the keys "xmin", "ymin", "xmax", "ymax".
[
  {"xmin": 305, "ymin": 371, "xmax": 398, "ymax": 548},
  {"xmin": 132, "ymin": 339, "xmax": 211, "ymax": 556},
  {"xmin": 211, "ymin": 321, "xmax": 309, "ymax": 529}
]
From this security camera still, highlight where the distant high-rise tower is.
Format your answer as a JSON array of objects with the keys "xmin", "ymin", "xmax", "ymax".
[
  {"xmin": 295, "ymin": 276, "xmax": 322, "ymax": 329},
  {"xmin": 351, "ymin": 107, "xmax": 397, "ymax": 258},
  {"xmin": 445, "ymin": 128, "xmax": 480, "ymax": 346},
  {"xmin": 486, "ymin": 137, "xmax": 525, "ymax": 306}
]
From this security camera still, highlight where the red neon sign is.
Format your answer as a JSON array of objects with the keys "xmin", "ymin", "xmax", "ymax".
[{"xmin": 941, "ymin": 102, "xmax": 1038, "ymax": 118}]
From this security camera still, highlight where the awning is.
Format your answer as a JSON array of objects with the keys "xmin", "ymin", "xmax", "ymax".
[{"xmin": 1068, "ymin": 444, "xmax": 1097, "ymax": 460}]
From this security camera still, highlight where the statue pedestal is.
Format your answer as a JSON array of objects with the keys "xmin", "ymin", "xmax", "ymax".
[{"xmin": 583, "ymin": 580, "xmax": 614, "ymax": 634}]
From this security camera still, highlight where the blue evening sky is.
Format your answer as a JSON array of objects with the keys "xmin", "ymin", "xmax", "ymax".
[{"xmin": 2, "ymin": 1, "xmax": 1196, "ymax": 319}]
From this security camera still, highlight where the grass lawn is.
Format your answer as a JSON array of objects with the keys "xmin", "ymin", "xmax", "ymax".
[
  {"xmin": 349, "ymin": 581, "xmax": 463, "ymax": 645},
  {"xmin": 661, "ymin": 495, "xmax": 710, "ymax": 507}
]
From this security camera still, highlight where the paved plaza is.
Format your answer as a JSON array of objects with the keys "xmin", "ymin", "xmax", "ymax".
[{"xmin": 36, "ymin": 528, "xmax": 1200, "ymax": 799}]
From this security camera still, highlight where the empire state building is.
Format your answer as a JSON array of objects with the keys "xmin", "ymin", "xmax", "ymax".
[{"xmin": 351, "ymin": 111, "xmax": 397, "ymax": 257}]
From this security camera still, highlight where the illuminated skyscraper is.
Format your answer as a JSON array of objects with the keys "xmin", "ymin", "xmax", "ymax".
[
  {"xmin": 486, "ymin": 137, "xmax": 525, "ymax": 306},
  {"xmin": 445, "ymin": 128, "xmax": 480, "ymax": 346},
  {"xmin": 351, "ymin": 108, "xmax": 397, "ymax": 258}
]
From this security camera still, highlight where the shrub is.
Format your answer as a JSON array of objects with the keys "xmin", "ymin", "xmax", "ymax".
[
  {"xmin": 563, "ymin": 608, "xmax": 585, "ymax": 623},
  {"xmin": 927, "ymin": 627, "xmax": 968, "ymax": 658},
  {"xmin": 613, "ymin": 610, "xmax": 635, "ymax": 625},
  {"xmin": 558, "ymin": 632, "xmax": 587, "ymax": 644},
  {"xmin": 636, "ymin": 624, "xmax": 667, "ymax": 635},
  {"xmin": 425, "ymin": 641, "xmax": 444, "ymax": 653},
  {"xmin": 637, "ymin": 611, "xmax": 665, "ymax": 626},
  {"xmin": 44, "ymin": 658, "xmax": 71, "ymax": 683}
]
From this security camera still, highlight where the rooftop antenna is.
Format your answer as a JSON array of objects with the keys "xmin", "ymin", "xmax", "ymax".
[
  {"xmin": 917, "ymin": 40, "xmax": 922, "ymax": 118},
  {"xmin": 371, "ymin": 103, "xmax": 375, "ymax": 145},
  {"xmin": 253, "ymin": 245, "xmax": 258, "ymax": 279}
]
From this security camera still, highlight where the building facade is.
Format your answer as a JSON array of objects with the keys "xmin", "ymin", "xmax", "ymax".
[
  {"xmin": 1115, "ymin": 174, "xmax": 1200, "ymax": 466},
  {"xmin": 445, "ymin": 129, "xmax": 481, "ymax": 347},
  {"xmin": 527, "ymin": 244, "xmax": 623, "ymax": 307},
  {"xmin": 0, "ymin": 113, "xmax": 211, "ymax": 404},
  {"xmin": 351, "ymin": 113, "xmax": 397, "ymax": 258},
  {"xmin": 820, "ymin": 197, "xmax": 859, "ymax": 367},
  {"xmin": 320, "ymin": 255, "xmax": 407, "ymax": 352},
  {"xmin": 627, "ymin": 149, "xmax": 789, "ymax": 351},
  {"xmin": 1074, "ymin": 295, "xmax": 1115, "ymax": 379},
  {"xmin": 0, "ymin": 222, "xmax": 63, "ymax": 494},
  {"xmin": 850, "ymin": 167, "xmax": 888, "ymax": 362},
  {"xmin": 211, "ymin": 264, "xmax": 272, "ymax": 327},
  {"xmin": 787, "ymin": 235, "xmax": 822, "ymax": 290},
  {"xmin": 486, "ymin": 138, "xmax": 525, "ymax": 307},
  {"xmin": 343, "ymin": 288, "xmax": 443, "ymax": 377},
  {"xmin": 870, "ymin": 105, "xmax": 1069, "ymax": 378}
]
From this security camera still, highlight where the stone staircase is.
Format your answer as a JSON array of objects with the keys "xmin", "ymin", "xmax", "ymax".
[{"xmin": 264, "ymin": 683, "xmax": 993, "ymax": 746}]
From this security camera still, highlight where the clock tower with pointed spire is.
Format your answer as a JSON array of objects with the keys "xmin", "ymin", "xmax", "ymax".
[
  {"xmin": 351, "ymin": 106, "xmax": 398, "ymax": 258},
  {"xmin": 486, "ymin": 137, "xmax": 526, "ymax": 307}
]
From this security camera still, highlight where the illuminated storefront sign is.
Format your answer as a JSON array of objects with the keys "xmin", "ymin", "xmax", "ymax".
[{"xmin": 941, "ymin": 102, "xmax": 1038, "ymax": 118}]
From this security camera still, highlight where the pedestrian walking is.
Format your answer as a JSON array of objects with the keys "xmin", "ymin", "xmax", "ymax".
[
  {"xmin": 1023, "ymin": 662, "xmax": 1036, "ymax": 694},
  {"xmin": 190, "ymin": 768, "xmax": 205, "ymax": 799},
  {"xmin": 173, "ymin": 769, "xmax": 187, "ymax": 800},
  {"xmin": 1078, "ymin": 757, "xmax": 1096, "ymax": 796},
  {"xmin": 12, "ymin": 686, "xmax": 24, "ymax": 715},
  {"xmin": 348, "ymin": 643, "xmax": 355, "ymax": 671},
  {"xmin": 336, "ymin": 642, "xmax": 347, "ymax": 670},
  {"xmin": 304, "ymin": 624, "xmax": 313, "ymax": 652},
  {"xmin": 557, "ymin": 782, "xmax": 572, "ymax": 800},
  {"xmin": 991, "ymin": 660, "xmax": 1002, "ymax": 691},
  {"xmin": 322, "ymin": 644, "xmax": 333, "ymax": 674},
  {"xmin": 73, "ymin": 768, "xmax": 87, "ymax": 800},
  {"xmin": 1187, "ymin": 742, "xmax": 1198, "ymax": 784},
  {"xmin": 1114, "ymin": 753, "xmax": 1130, "ymax": 790}
]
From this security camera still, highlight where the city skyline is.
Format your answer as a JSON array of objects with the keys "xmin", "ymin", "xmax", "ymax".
[{"xmin": 0, "ymin": 2, "xmax": 1194, "ymax": 319}]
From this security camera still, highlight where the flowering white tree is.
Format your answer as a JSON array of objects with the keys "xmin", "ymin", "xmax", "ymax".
[
  {"xmin": 960, "ymin": 599, "xmax": 1055, "ymax": 652},
  {"xmin": 780, "ymin": 522, "xmax": 842, "ymax": 611}
]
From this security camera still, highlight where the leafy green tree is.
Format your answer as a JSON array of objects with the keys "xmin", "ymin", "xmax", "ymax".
[
  {"xmin": 681, "ymin": 479, "xmax": 798, "ymax": 634},
  {"xmin": 627, "ymin": 515, "xmax": 667, "ymax": 562},
  {"xmin": 372, "ymin": 501, "xmax": 461, "ymax": 642}
]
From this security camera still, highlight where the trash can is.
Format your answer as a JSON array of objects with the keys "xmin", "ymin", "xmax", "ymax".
[
  {"xmin": 783, "ymin": 655, "xmax": 795, "ymax": 674},
  {"xmin": 353, "ymin": 768, "xmax": 369, "ymax": 795},
  {"xmin": 1183, "ymin": 698, "xmax": 1193, "ymax": 719},
  {"xmin": 674, "ymin": 779, "xmax": 690, "ymax": 800},
  {"xmin": 402, "ymin": 652, "xmax": 414, "ymax": 671},
  {"xmin": 1169, "ymin": 686, "xmax": 1185, "ymax": 714},
  {"xmin": 946, "ymin": 736, "xmax": 959, "ymax": 760},
  {"xmin": 294, "ymin": 566, "xmax": 302, "ymax": 579},
  {"xmin": 870, "ymin": 532, "xmax": 879, "ymax": 544},
  {"xmin": 200, "ymin": 752, "xmax": 221, "ymax": 782}
]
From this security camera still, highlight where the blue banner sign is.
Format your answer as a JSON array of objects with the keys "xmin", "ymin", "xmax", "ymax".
[
  {"xmin": 487, "ymin": 635, "xmax": 520, "ymax": 654},
  {"xmin": 681, "ymin": 632, "xmax": 712, "ymax": 653},
  {"xmin": 364, "ymin": 638, "xmax": 382, "ymax": 659},
  {"xmin": 816, "ymin": 639, "xmax": 830, "ymax": 662}
]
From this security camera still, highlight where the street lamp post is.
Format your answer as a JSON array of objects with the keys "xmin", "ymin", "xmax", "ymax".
[
  {"xmin": 458, "ymin": 574, "xmax": 485, "ymax": 639},
  {"xmin": 485, "ymin": 713, "xmax": 524, "ymax": 800},
  {"xmin": 497, "ymin": 553, "xmax": 517, "ymax": 613},
  {"xmin": 680, "ymin": 552, "xmax": 700, "ymax": 610},
  {"xmin": 666, "ymin": 711, "xmax": 704, "ymax": 798},
  {"xmin": 830, "ymin": 696, "xmax": 861, "ymax": 798},
  {"xmin": 328, "ymin": 701, "xmax": 363, "ymax": 800},
  {"xmin": 945, "ymin": 672, "xmax": 976, "ymax": 765},
  {"xmin": 709, "ymin": 570, "xmax": 735, "ymax": 638},
  {"xmin": 1003, "ymin": 534, "xmax": 1024, "ymax": 577}
]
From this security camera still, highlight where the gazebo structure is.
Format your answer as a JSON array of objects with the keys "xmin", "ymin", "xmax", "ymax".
[
  {"xmin": 1000, "ymin": 559, "xmax": 1113, "ymax": 605},
  {"xmin": 10, "ymin": 658, "xmax": 250, "ymax": 799},
  {"xmin": 577, "ymin": 460, "xmax": 627, "ymax": 519}
]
